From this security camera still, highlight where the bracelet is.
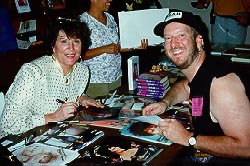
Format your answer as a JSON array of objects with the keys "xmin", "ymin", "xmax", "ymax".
[
  {"xmin": 165, "ymin": 105, "xmax": 170, "ymax": 112},
  {"xmin": 161, "ymin": 100, "xmax": 170, "ymax": 112}
]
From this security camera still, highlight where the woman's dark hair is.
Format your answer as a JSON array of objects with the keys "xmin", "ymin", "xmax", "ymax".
[
  {"xmin": 45, "ymin": 19, "xmax": 91, "ymax": 56},
  {"xmin": 129, "ymin": 122, "xmax": 154, "ymax": 136}
]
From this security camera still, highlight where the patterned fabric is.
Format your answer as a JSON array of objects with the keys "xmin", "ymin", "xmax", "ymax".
[
  {"xmin": 0, "ymin": 56, "xmax": 89, "ymax": 138},
  {"xmin": 79, "ymin": 12, "xmax": 122, "ymax": 83}
]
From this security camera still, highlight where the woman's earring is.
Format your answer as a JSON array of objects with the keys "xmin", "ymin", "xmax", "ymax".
[{"xmin": 198, "ymin": 44, "xmax": 204, "ymax": 53}]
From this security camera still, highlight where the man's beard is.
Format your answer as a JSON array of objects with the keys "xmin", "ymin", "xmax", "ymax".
[{"xmin": 167, "ymin": 42, "xmax": 199, "ymax": 70}]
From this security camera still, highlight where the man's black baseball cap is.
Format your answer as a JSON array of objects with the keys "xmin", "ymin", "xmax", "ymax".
[{"xmin": 154, "ymin": 9, "xmax": 204, "ymax": 37}]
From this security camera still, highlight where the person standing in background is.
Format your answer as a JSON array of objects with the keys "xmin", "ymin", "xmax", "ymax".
[
  {"xmin": 194, "ymin": 0, "xmax": 250, "ymax": 48},
  {"xmin": 79, "ymin": 0, "xmax": 148, "ymax": 99}
]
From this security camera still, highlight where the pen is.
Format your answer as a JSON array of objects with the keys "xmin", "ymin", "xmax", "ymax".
[
  {"xmin": 56, "ymin": 99, "xmax": 65, "ymax": 104},
  {"xmin": 25, "ymin": 134, "xmax": 35, "ymax": 146},
  {"xmin": 57, "ymin": 120, "xmax": 80, "ymax": 124},
  {"xmin": 48, "ymin": 120, "xmax": 80, "ymax": 125}
]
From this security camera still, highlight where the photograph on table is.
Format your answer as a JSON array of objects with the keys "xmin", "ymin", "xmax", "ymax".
[
  {"xmin": 121, "ymin": 116, "xmax": 172, "ymax": 145},
  {"xmin": 79, "ymin": 136, "xmax": 163, "ymax": 165},
  {"xmin": 12, "ymin": 143, "xmax": 79, "ymax": 165}
]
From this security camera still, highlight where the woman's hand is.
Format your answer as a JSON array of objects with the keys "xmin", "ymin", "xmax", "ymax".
[
  {"xmin": 137, "ymin": 39, "xmax": 148, "ymax": 49},
  {"xmin": 79, "ymin": 95, "xmax": 104, "ymax": 108},
  {"xmin": 103, "ymin": 43, "xmax": 121, "ymax": 54},
  {"xmin": 45, "ymin": 102, "xmax": 78, "ymax": 123},
  {"xmin": 120, "ymin": 39, "xmax": 148, "ymax": 52}
]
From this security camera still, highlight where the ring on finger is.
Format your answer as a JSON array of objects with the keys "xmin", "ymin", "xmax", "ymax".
[{"xmin": 161, "ymin": 130, "xmax": 164, "ymax": 135}]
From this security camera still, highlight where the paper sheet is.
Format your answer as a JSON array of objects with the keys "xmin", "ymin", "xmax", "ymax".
[
  {"xmin": 14, "ymin": 0, "xmax": 31, "ymax": 13},
  {"xmin": 118, "ymin": 8, "xmax": 169, "ymax": 49},
  {"xmin": 17, "ymin": 20, "xmax": 36, "ymax": 34}
]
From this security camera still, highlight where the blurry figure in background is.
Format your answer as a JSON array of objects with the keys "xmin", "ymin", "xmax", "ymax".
[
  {"xmin": 193, "ymin": 0, "xmax": 250, "ymax": 49},
  {"xmin": 0, "ymin": 20, "xmax": 103, "ymax": 138},
  {"xmin": 79, "ymin": 0, "xmax": 148, "ymax": 99}
]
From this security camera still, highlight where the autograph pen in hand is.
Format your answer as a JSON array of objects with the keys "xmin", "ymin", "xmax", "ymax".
[{"xmin": 56, "ymin": 99, "xmax": 65, "ymax": 104}]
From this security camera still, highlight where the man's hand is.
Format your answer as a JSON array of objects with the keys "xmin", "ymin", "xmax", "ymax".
[
  {"xmin": 142, "ymin": 101, "xmax": 168, "ymax": 115},
  {"xmin": 237, "ymin": 12, "xmax": 250, "ymax": 26},
  {"xmin": 158, "ymin": 118, "xmax": 191, "ymax": 146}
]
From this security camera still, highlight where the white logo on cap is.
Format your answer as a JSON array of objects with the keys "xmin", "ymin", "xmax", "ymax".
[{"xmin": 165, "ymin": 12, "xmax": 182, "ymax": 22}]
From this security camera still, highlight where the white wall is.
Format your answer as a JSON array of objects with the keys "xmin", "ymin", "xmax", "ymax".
[{"xmin": 159, "ymin": 0, "xmax": 250, "ymax": 44}]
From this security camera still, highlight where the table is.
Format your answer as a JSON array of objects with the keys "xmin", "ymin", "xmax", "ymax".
[
  {"xmin": 0, "ymin": 76, "xmax": 188, "ymax": 165},
  {"xmin": 0, "ymin": 119, "xmax": 185, "ymax": 166}
]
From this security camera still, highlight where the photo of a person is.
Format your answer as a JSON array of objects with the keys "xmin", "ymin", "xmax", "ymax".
[
  {"xmin": 129, "ymin": 121, "xmax": 160, "ymax": 136},
  {"xmin": 120, "ymin": 120, "xmax": 172, "ymax": 145},
  {"xmin": 133, "ymin": 63, "xmax": 138, "ymax": 80},
  {"xmin": 12, "ymin": 143, "xmax": 79, "ymax": 165},
  {"xmin": 13, "ymin": 144, "xmax": 60, "ymax": 164},
  {"xmin": 18, "ymin": 0, "xmax": 28, "ymax": 6},
  {"xmin": 83, "ymin": 137, "xmax": 160, "ymax": 164}
]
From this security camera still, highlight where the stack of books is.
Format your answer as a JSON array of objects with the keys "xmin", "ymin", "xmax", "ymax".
[{"xmin": 135, "ymin": 72, "xmax": 170, "ymax": 99}]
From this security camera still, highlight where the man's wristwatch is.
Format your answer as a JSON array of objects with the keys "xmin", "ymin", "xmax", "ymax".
[{"xmin": 188, "ymin": 133, "xmax": 198, "ymax": 146}]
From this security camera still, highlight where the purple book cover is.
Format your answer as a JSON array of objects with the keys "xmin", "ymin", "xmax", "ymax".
[
  {"xmin": 135, "ymin": 72, "xmax": 169, "ymax": 84},
  {"xmin": 137, "ymin": 88, "xmax": 165, "ymax": 94},
  {"xmin": 137, "ymin": 85, "xmax": 165, "ymax": 91},
  {"xmin": 136, "ymin": 92, "xmax": 164, "ymax": 99}
]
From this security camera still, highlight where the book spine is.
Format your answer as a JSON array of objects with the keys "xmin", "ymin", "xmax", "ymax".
[
  {"xmin": 137, "ymin": 81, "xmax": 165, "ymax": 87},
  {"xmin": 137, "ymin": 88, "xmax": 166, "ymax": 93},
  {"xmin": 136, "ymin": 92, "xmax": 163, "ymax": 99},
  {"xmin": 137, "ymin": 91, "xmax": 165, "ymax": 96},
  {"xmin": 137, "ymin": 80, "xmax": 170, "ymax": 88},
  {"xmin": 136, "ymin": 77, "xmax": 169, "ymax": 84},
  {"xmin": 137, "ymin": 85, "xmax": 165, "ymax": 90},
  {"xmin": 137, "ymin": 90, "xmax": 166, "ymax": 95},
  {"xmin": 137, "ymin": 86, "xmax": 170, "ymax": 97},
  {"xmin": 135, "ymin": 78, "xmax": 162, "ymax": 84},
  {"xmin": 137, "ymin": 92, "xmax": 165, "ymax": 97}
]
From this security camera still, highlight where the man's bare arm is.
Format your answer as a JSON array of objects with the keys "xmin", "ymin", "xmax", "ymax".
[{"xmin": 162, "ymin": 79, "xmax": 190, "ymax": 106}]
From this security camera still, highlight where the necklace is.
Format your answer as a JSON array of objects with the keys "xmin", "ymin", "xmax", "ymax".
[
  {"xmin": 52, "ymin": 55, "xmax": 75, "ymax": 101},
  {"xmin": 52, "ymin": 54, "xmax": 74, "ymax": 77}
]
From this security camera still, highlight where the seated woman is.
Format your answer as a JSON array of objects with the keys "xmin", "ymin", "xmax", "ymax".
[{"xmin": 0, "ymin": 20, "xmax": 103, "ymax": 138}]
